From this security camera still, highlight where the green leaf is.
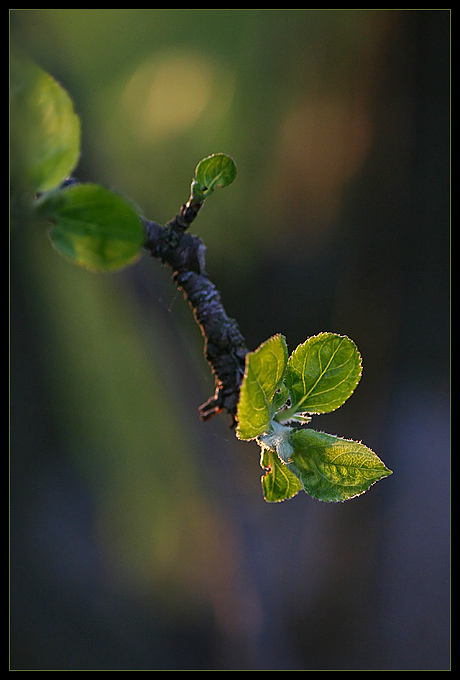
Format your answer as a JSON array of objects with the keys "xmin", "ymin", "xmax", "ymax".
[
  {"xmin": 10, "ymin": 53, "xmax": 81, "ymax": 195},
  {"xmin": 260, "ymin": 447, "xmax": 302, "ymax": 502},
  {"xmin": 37, "ymin": 183, "xmax": 145, "ymax": 272},
  {"xmin": 272, "ymin": 383, "xmax": 290, "ymax": 414},
  {"xmin": 281, "ymin": 333, "xmax": 362, "ymax": 420},
  {"xmin": 191, "ymin": 153, "xmax": 237, "ymax": 201},
  {"xmin": 288, "ymin": 428, "xmax": 392, "ymax": 502},
  {"xmin": 236, "ymin": 334, "xmax": 288, "ymax": 440}
]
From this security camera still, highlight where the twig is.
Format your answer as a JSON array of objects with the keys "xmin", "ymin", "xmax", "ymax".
[{"xmin": 142, "ymin": 199, "xmax": 248, "ymax": 424}]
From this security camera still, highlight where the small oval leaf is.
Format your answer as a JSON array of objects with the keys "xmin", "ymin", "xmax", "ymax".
[
  {"xmin": 193, "ymin": 153, "xmax": 237, "ymax": 199},
  {"xmin": 39, "ymin": 183, "xmax": 145, "ymax": 272},
  {"xmin": 284, "ymin": 333, "xmax": 362, "ymax": 417},
  {"xmin": 260, "ymin": 447, "xmax": 302, "ymax": 503}
]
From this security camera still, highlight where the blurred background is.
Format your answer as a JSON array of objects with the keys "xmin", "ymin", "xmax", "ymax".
[{"xmin": 10, "ymin": 10, "xmax": 450, "ymax": 670}]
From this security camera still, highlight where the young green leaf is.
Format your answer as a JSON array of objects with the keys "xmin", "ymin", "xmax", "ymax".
[
  {"xmin": 37, "ymin": 183, "xmax": 145, "ymax": 272},
  {"xmin": 280, "ymin": 333, "xmax": 362, "ymax": 420},
  {"xmin": 10, "ymin": 53, "xmax": 81, "ymax": 195},
  {"xmin": 288, "ymin": 428, "xmax": 392, "ymax": 502},
  {"xmin": 191, "ymin": 153, "xmax": 237, "ymax": 201},
  {"xmin": 260, "ymin": 447, "xmax": 302, "ymax": 502},
  {"xmin": 236, "ymin": 334, "xmax": 288, "ymax": 440}
]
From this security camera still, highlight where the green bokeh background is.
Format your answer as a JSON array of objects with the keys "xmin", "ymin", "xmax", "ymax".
[{"xmin": 10, "ymin": 10, "xmax": 450, "ymax": 670}]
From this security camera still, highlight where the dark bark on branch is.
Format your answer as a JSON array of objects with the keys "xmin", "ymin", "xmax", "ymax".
[{"xmin": 142, "ymin": 200, "xmax": 249, "ymax": 424}]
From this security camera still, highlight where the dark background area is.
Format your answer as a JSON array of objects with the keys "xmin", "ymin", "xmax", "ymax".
[{"xmin": 10, "ymin": 10, "xmax": 450, "ymax": 670}]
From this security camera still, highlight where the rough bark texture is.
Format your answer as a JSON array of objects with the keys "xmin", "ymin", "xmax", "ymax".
[{"xmin": 142, "ymin": 200, "xmax": 249, "ymax": 424}]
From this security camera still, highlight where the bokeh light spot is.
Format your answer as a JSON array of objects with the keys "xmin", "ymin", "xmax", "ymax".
[{"xmin": 122, "ymin": 50, "xmax": 216, "ymax": 141}]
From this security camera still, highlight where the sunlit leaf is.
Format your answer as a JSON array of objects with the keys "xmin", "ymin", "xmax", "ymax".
[
  {"xmin": 10, "ymin": 53, "xmax": 81, "ymax": 195},
  {"xmin": 260, "ymin": 447, "xmax": 302, "ymax": 502},
  {"xmin": 38, "ymin": 183, "xmax": 145, "ymax": 272},
  {"xmin": 288, "ymin": 428, "xmax": 392, "ymax": 502},
  {"xmin": 282, "ymin": 333, "xmax": 362, "ymax": 419},
  {"xmin": 191, "ymin": 153, "xmax": 237, "ymax": 201},
  {"xmin": 236, "ymin": 334, "xmax": 288, "ymax": 440}
]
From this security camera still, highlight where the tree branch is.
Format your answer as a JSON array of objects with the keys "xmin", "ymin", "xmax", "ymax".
[{"xmin": 142, "ymin": 199, "xmax": 248, "ymax": 424}]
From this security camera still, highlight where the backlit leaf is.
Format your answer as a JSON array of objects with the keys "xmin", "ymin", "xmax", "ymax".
[
  {"xmin": 288, "ymin": 428, "xmax": 392, "ymax": 502},
  {"xmin": 38, "ymin": 183, "xmax": 145, "ymax": 272},
  {"xmin": 283, "ymin": 333, "xmax": 362, "ymax": 418},
  {"xmin": 10, "ymin": 53, "xmax": 81, "ymax": 195},
  {"xmin": 260, "ymin": 447, "xmax": 302, "ymax": 502},
  {"xmin": 192, "ymin": 153, "xmax": 237, "ymax": 201},
  {"xmin": 236, "ymin": 334, "xmax": 288, "ymax": 440}
]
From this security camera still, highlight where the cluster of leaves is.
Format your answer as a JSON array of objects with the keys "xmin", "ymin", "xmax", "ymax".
[
  {"xmin": 10, "ymin": 53, "xmax": 236, "ymax": 272},
  {"xmin": 236, "ymin": 333, "xmax": 392, "ymax": 502},
  {"xmin": 10, "ymin": 55, "xmax": 392, "ymax": 504}
]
